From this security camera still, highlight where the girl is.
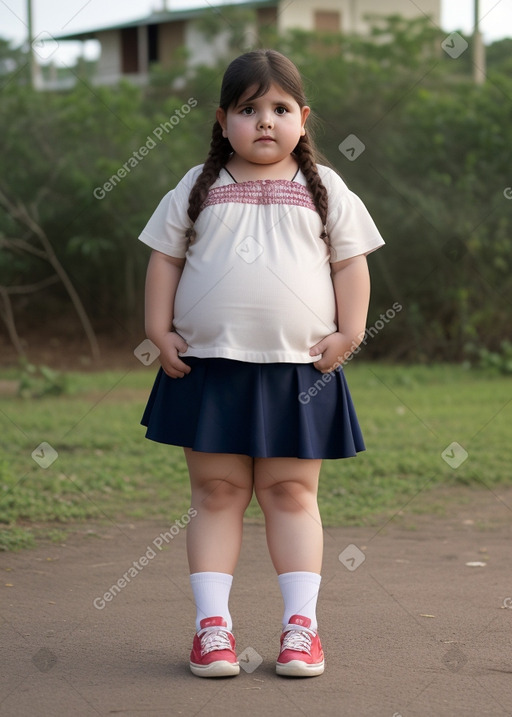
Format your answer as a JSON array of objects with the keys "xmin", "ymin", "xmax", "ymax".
[{"xmin": 139, "ymin": 49, "xmax": 384, "ymax": 678}]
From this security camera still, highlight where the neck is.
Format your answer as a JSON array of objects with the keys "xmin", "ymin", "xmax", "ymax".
[{"xmin": 225, "ymin": 154, "xmax": 298, "ymax": 182}]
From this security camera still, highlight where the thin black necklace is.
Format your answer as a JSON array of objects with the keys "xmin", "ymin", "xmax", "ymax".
[{"xmin": 223, "ymin": 167, "xmax": 299, "ymax": 183}]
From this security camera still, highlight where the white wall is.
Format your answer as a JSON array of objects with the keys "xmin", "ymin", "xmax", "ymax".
[
  {"xmin": 353, "ymin": 0, "xmax": 440, "ymax": 34},
  {"xmin": 277, "ymin": 0, "xmax": 440, "ymax": 34},
  {"xmin": 278, "ymin": 0, "xmax": 345, "ymax": 32},
  {"xmin": 96, "ymin": 30, "xmax": 121, "ymax": 83}
]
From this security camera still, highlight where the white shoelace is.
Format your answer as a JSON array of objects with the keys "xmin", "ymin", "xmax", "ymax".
[
  {"xmin": 281, "ymin": 628, "xmax": 313, "ymax": 655},
  {"xmin": 199, "ymin": 627, "xmax": 232, "ymax": 656}
]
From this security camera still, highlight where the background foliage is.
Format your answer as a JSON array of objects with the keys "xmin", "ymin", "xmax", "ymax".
[{"xmin": 0, "ymin": 18, "xmax": 511, "ymax": 362}]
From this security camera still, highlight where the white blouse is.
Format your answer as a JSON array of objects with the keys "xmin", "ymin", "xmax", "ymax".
[{"xmin": 139, "ymin": 164, "xmax": 384, "ymax": 363}]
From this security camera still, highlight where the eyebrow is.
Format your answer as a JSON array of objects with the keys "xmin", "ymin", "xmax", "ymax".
[{"xmin": 236, "ymin": 98, "xmax": 292, "ymax": 109}]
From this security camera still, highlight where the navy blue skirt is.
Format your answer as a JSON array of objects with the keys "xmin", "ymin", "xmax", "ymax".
[{"xmin": 141, "ymin": 358, "xmax": 365, "ymax": 459}]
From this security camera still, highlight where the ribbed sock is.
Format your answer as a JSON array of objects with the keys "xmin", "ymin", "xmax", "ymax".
[
  {"xmin": 190, "ymin": 571, "xmax": 233, "ymax": 632},
  {"xmin": 278, "ymin": 571, "xmax": 322, "ymax": 631}
]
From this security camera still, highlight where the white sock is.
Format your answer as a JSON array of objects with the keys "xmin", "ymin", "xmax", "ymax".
[
  {"xmin": 190, "ymin": 571, "xmax": 233, "ymax": 632},
  {"xmin": 278, "ymin": 571, "xmax": 322, "ymax": 631}
]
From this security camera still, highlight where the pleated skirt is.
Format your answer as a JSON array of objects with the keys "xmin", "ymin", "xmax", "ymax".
[{"xmin": 141, "ymin": 358, "xmax": 365, "ymax": 459}]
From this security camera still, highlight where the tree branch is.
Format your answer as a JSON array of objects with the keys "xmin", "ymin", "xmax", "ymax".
[
  {"xmin": 0, "ymin": 185, "xmax": 100, "ymax": 360},
  {"xmin": 0, "ymin": 286, "xmax": 25, "ymax": 356},
  {"xmin": 4, "ymin": 275, "xmax": 60, "ymax": 295}
]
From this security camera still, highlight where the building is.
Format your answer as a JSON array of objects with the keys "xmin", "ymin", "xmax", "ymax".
[{"xmin": 53, "ymin": 0, "xmax": 441, "ymax": 87}]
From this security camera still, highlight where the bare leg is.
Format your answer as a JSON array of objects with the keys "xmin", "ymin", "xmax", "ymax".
[
  {"xmin": 253, "ymin": 457, "xmax": 323, "ymax": 574},
  {"xmin": 185, "ymin": 449, "xmax": 254, "ymax": 574}
]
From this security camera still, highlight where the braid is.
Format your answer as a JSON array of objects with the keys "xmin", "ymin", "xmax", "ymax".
[
  {"xmin": 186, "ymin": 122, "xmax": 232, "ymax": 239},
  {"xmin": 294, "ymin": 134, "xmax": 329, "ymax": 244}
]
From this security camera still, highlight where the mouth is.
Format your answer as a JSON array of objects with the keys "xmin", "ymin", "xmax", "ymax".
[{"xmin": 256, "ymin": 136, "xmax": 275, "ymax": 142}]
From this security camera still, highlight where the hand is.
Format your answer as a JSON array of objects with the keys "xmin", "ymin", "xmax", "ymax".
[
  {"xmin": 309, "ymin": 332, "xmax": 357, "ymax": 373},
  {"xmin": 156, "ymin": 332, "xmax": 191, "ymax": 378}
]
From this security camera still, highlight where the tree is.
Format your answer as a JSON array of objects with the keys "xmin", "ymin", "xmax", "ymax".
[{"xmin": 0, "ymin": 18, "xmax": 510, "ymax": 362}]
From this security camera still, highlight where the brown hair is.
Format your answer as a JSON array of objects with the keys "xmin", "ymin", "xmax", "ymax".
[{"xmin": 186, "ymin": 49, "xmax": 329, "ymax": 241}]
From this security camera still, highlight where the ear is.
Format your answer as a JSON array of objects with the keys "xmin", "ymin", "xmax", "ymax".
[
  {"xmin": 216, "ymin": 107, "xmax": 228, "ymax": 138},
  {"xmin": 300, "ymin": 105, "xmax": 310, "ymax": 136}
]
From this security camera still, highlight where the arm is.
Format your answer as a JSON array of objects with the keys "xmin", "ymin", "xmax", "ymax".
[
  {"xmin": 144, "ymin": 250, "xmax": 191, "ymax": 378},
  {"xmin": 310, "ymin": 254, "xmax": 370, "ymax": 373}
]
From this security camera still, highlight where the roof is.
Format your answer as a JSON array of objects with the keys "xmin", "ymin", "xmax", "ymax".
[{"xmin": 53, "ymin": 0, "xmax": 277, "ymax": 41}]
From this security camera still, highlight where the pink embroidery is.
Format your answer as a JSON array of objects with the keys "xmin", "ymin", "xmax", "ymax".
[{"xmin": 202, "ymin": 180, "xmax": 317, "ymax": 212}]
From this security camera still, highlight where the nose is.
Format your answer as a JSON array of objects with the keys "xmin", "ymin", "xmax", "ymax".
[{"xmin": 258, "ymin": 113, "xmax": 274, "ymax": 129}]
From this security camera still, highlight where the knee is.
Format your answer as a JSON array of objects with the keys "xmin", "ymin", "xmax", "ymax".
[
  {"xmin": 255, "ymin": 480, "xmax": 316, "ymax": 514},
  {"xmin": 193, "ymin": 478, "xmax": 252, "ymax": 512}
]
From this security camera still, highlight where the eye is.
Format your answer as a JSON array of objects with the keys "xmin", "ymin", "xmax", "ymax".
[
  {"xmin": 240, "ymin": 107, "xmax": 254, "ymax": 115},
  {"xmin": 275, "ymin": 106, "xmax": 288, "ymax": 115}
]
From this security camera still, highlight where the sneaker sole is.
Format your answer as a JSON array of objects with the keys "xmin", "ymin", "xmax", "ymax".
[
  {"xmin": 276, "ymin": 659, "xmax": 324, "ymax": 677},
  {"xmin": 190, "ymin": 660, "xmax": 240, "ymax": 677}
]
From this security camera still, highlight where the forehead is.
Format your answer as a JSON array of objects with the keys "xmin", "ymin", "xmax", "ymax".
[{"xmin": 234, "ymin": 82, "xmax": 300, "ymax": 107}]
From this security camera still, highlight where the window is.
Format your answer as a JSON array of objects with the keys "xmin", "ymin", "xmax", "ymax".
[
  {"xmin": 148, "ymin": 24, "xmax": 159, "ymax": 64},
  {"xmin": 121, "ymin": 28, "xmax": 139, "ymax": 73},
  {"xmin": 314, "ymin": 11, "xmax": 341, "ymax": 33}
]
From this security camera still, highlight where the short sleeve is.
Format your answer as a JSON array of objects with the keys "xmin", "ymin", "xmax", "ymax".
[
  {"xmin": 138, "ymin": 165, "xmax": 203, "ymax": 258},
  {"xmin": 320, "ymin": 166, "xmax": 385, "ymax": 263}
]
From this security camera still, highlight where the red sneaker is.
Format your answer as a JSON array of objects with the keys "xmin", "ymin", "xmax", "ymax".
[
  {"xmin": 276, "ymin": 615, "xmax": 324, "ymax": 677},
  {"xmin": 190, "ymin": 617, "xmax": 239, "ymax": 677}
]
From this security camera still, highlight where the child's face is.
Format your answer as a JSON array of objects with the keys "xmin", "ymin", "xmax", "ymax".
[{"xmin": 216, "ymin": 83, "xmax": 310, "ymax": 169}]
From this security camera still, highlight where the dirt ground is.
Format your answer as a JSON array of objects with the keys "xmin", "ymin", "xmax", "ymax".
[
  {"xmin": 1, "ymin": 486, "xmax": 512, "ymax": 717},
  {"xmin": 2, "ymin": 332, "xmax": 511, "ymax": 715}
]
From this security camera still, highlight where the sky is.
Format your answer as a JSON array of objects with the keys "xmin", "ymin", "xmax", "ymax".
[{"xmin": 0, "ymin": 0, "xmax": 511, "ymax": 65}]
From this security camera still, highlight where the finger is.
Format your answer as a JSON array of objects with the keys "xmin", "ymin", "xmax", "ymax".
[
  {"xmin": 171, "ymin": 355, "xmax": 191, "ymax": 375},
  {"xmin": 175, "ymin": 339, "xmax": 189, "ymax": 354},
  {"xmin": 177, "ymin": 361, "xmax": 191, "ymax": 375},
  {"xmin": 314, "ymin": 356, "xmax": 337, "ymax": 373},
  {"xmin": 309, "ymin": 341, "xmax": 325, "ymax": 357},
  {"xmin": 164, "ymin": 365, "xmax": 187, "ymax": 379},
  {"xmin": 313, "ymin": 359, "xmax": 328, "ymax": 372},
  {"xmin": 161, "ymin": 354, "xmax": 190, "ymax": 377},
  {"xmin": 315, "ymin": 365, "xmax": 331, "ymax": 374}
]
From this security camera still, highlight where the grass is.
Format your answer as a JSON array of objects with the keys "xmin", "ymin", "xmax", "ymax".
[{"xmin": 1, "ymin": 362, "xmax": 511, "ymax": 550}]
